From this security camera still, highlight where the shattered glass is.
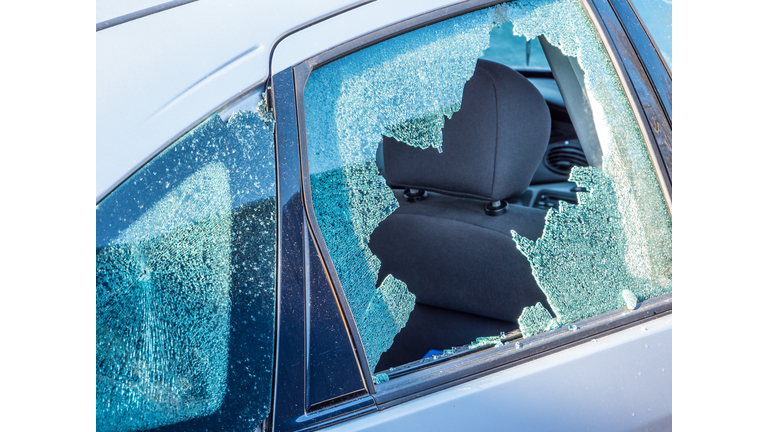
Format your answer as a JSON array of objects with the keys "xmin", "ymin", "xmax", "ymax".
[
  {"xmin": 480, "ymin": 21, "xmax": 550, "ymax": 70},
  {"xmin": 373, "ymin": 373, "xmax": 390, "ymax": 384},
  {"xmin": 303, "ymin": 0, "xmax": 670, "ymax": 369},
  {"xmin": 304, "ymin": 8, "xmax": 500, "ymax": 373},
  {"xmin": 469, "ymin": 336, "xmax": 504, "ymax": 350},
  {"xmin": 308, "ymin": 162, "xmax": 415, "ymax": 374},
  {"xmin": 504, "ymin": 0, "xmax": 672, "ymax": 337},
  {"xmin": 96, "ymin": 105, "xmax": 277, "ymax": 431},
  {"xmin": 518, "ymin": 302, "xmax": 561, "ymax": 337}
]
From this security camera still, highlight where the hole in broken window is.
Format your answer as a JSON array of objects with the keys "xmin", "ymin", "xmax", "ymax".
[{"xmin": 303, "ymin": 0, "xmax": 671, "ymax": 377}]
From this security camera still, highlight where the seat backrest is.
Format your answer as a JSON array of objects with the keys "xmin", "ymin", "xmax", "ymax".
[
  {"xmin": 383, "ymin": 59, "xmax": 551, "ymax": 202},
  {"xmin": 369, "ymin": 59, "xmax": 554, "ymax": 325}
]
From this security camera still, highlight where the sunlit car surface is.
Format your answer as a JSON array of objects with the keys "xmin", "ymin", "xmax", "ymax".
[{"xmin": 96, "ymin": 0, "xmax": 672, "ymax": 431}]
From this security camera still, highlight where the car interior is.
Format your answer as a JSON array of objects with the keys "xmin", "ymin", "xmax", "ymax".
[{"xmin": 368, "ymin": 35, "xmax": 603, "ymax": 373}]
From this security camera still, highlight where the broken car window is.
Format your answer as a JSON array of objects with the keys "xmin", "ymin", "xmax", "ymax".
[
  {"xmin": 96, "ymin": 104, "xmax": 277, "ymax": 432},
  {"xmin": 505, "ymin": 0, "xmax": 671, "ymax": 337},
  {"xmin": 302, "ymin": 0, "xmax": 671, "ymax": 376}
]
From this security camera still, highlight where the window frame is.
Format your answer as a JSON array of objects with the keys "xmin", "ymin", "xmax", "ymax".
[
  {"xmin": 269, "ymin": 0, "xmax": 672, "ymax": 429},
  {"xmin": 270, "ymin": 70, "xmax": 378, "ymax": 432},
  {"xmin": 608, "ymin": 0, "xmax": 672, "ymax": 120}
]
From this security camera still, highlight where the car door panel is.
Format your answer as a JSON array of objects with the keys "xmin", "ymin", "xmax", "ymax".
[
  {"xmin": 324, "ymin": 314, "xmax": 672, "ymax": 432},
  {"xmin": 271, "ymin": 0, "xmax": 673, "ymax": 430}
]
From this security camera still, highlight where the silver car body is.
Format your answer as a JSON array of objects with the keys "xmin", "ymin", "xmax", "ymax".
[{"xmin": 96, "ymin": 1, "xmax": 672, "ymax": 430}]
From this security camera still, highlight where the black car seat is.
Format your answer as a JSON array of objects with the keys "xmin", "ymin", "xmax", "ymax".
[{"xmin": 369, "ymin": 59, "xmax": 554, "ymax": 370}]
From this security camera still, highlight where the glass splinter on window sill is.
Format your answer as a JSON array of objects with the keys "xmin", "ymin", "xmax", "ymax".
[
  {"xmin": 379, "ymin": 331, "xmax": 523, "ymax": 381},
  {"xmin": 376, "ymin": 293, "xmax": 670, "ymax": 386}
]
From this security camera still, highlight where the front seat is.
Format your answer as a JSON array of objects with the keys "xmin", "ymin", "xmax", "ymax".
[{"xmin": 369, "ymin": 59, "xmax": 554, "ymax": 370}]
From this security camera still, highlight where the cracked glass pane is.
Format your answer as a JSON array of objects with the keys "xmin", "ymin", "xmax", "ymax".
[
  {"xmin": 96, "ymin": 104, "xmax": 276, "ymax": 431},
  {"xmin": 480, "ymin": 21, "xmax": 550, "ymax": 70},
  {"xmin": 308, "ymin": 161, "xmax": 415, "ymax": 374},
  {"xmin": 302, "ymin": 0, "xmax": 671, "ymax": 372},
  {"xmin": 504, "ymin": 0, "xmax": 672, "ymax": 337}
]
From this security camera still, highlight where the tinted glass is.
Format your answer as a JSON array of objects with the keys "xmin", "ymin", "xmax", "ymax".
[
  {"xmin": 96, "ymin": 107, "xmax": 277, "ymax": 432},
  {"xmin": 631, "ymin": 0, "xmax": 672, "ymax": 69}
]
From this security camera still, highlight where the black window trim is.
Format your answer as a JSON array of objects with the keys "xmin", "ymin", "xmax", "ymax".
[{"xmin": 283, "ymin": 0, "xmax": 673, "ymax": 420}]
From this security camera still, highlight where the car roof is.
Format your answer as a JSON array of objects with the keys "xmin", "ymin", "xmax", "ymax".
[
  {"xmin": 96, "ymin": 0, "xmax": 367, "ymax": 200},
  {"xmin": 97, "ymin": 0, "xmax": 177, "ymax": 24}
]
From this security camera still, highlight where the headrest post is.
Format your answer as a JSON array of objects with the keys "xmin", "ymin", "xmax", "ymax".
[
  {"xmin": 485, "ymin": 200, "xmax": 508, "ymax": 216},
  {"xmin": 404, "ymin": 188, "xmax": 428, "ymax": 202}
]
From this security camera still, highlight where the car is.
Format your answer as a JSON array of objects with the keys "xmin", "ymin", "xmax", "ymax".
[{"xmin": 95, "ymin": 0, "xmax": 672, "ymax": 431}]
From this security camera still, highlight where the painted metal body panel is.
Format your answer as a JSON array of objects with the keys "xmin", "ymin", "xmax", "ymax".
[
  {"xmin": 324, "ymin": 315, "xmax": 672, "ymax": 432},
  {"xmin": 270, "ymin": 0, "xmax": 463, "ymax": 76},
  {"xmin": 96, "ymin": 0, "xmax": 371, "ymax": 199}
]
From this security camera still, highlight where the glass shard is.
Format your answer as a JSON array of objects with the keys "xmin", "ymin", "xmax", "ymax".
[
  {"xmin": 308, "ymin": 161, "xmax": 415, "ymax": 373},
  {"xmin": 469, "ymin": 335, "xmax": 503, "ymax": 350},
  {"xmin": 623, "ymin": 289, "xmax": 639, "ymax": 310},
  {"xmin": 373, "ymin": 373, "xmax": 390, "ymax": 384},
  {"xmin": 480, "ymin": 21, "xmax": 550, "ymax": 71},
  {"xmin": 518, "ymin": 302, "xmax": 557, "ymax": 338}
]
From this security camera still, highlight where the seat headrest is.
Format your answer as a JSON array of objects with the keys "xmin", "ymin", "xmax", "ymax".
[{"xmin": 383, "ymin": 59, "xmax": 551, "ymax": 201}]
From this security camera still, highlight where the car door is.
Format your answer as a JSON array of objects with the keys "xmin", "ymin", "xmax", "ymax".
[{"xmin": 268, "ymin": 0, "xmax": 672, "ymax": 431}]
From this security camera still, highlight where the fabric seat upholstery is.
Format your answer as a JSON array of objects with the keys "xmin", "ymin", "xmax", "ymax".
[{"xmin": 369, "ymin": 59, "xmax": 553, "ymax": 329}]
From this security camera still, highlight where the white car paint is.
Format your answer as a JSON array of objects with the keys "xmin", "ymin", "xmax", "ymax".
[
  {"xmin": 270, "ymin": 0, "xmax": 463, "ymax": 76},
  {"xmin": 96, "ymin": 0, "xmax": 465, "ymax": 200},
  {"xmin": 96, "ymin": 0, "xmax": 171, "ymax": 23},
  {"xmin": 96, "ymin": 0, "xmax": 356, "ymax": 199},
  {"xmin": 326, "ymin": 315, "xmax": 672, "ymax": 432}
]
